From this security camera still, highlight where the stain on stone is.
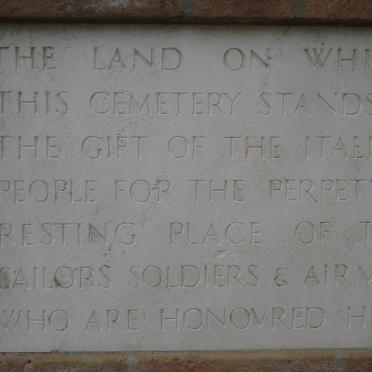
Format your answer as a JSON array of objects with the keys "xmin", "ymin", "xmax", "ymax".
[
  {"xmin": 0, "ymin": 269, "xmax": 10, "ymax": 289},
  {"xmin": 336, "ymin": 351, "xmax": 348, "ymax": 372},
  {"xmin": 53, "ymin": 276, "xmax": 61, "ymax": 288},
  {"xmin": 291, "ymin": 0, "xmax": 307, "ymax": 17},
  {"xmin": 128, "ymin": 356, "xmax": 139, "ymax": 372},
  {"xmin": 23, "ymin": 360, "xmax": 33, "ymax": 372},
  {"xmin": 181, "ymin": 0, "xmax": 193, "ymax": 17}
]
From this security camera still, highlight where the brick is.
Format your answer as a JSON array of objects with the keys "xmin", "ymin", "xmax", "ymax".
[
  {"xmin": 193, "ymin": 0, "xmax": 295, "ymax": 23},
  {"xmin": 303, "ymin": 0, "xmax": 372, "ymax": 22},
  {"xmin": 0, "ymin": 0, "xmax": 181, "ymax": 21},
  {"xmin": 193, "ymin": 0, "xmax": 372, "ymax": 24}
]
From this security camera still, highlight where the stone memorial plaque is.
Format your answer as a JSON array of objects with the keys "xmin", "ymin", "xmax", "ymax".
[{"xmin": 1, "ymin": 25, "xmax": 372, "ymax": 352}]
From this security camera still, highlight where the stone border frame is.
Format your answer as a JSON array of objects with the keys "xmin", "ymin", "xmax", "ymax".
[{"xmin": 1, "ymin": 1, "xmax": 372, "ymax": 370}]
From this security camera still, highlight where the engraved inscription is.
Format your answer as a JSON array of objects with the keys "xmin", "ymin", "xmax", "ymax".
[{"xmin": 1, "ymin": 25, "xmax": 372, "ymax": 352}]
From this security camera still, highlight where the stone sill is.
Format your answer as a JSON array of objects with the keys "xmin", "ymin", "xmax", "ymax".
[
  {"xmin": 1, "ymin": 350, "xmax": 372, "ymax": 371},
  {"xmin": 1, "ymin": 0, "xmax": 372, "ymax": 25}
]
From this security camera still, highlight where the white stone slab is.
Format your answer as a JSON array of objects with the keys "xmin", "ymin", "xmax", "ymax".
[{"xmin": 1, "ymin": 25, "xmax": 372, "ymax": 351}]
